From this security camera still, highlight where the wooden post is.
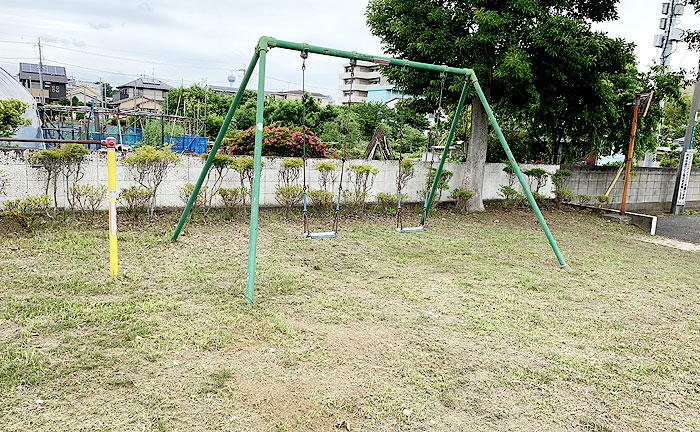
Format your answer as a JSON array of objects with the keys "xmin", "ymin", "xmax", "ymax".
[{"xmin": 620, "ymin": 97, "xmax": 641, "ymax": 215}]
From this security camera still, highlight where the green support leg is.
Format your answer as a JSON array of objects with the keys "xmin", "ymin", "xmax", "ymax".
[
  {"xmin": 171, "ymin": 50, "xmax": 260, "ymax": 241},
  {"xmin": 245, "ymin": 44, "xmax": 268, "ymax": 304},
  {"xmin": 469, "ymin": 73, "xmax": 570, "ymax": 270},
  {"xmin": 422, "ymin": 79, "xmax": 470, "ymax": 225}
]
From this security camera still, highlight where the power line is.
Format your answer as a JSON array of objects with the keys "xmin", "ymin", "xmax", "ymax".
[
  {"xmin": 41, "ymin": 43, "xmax": 338, "ymax": 92},
  {"xmin": 0, "ymin": 36, "xmax": 338, "ymax": 95},
  {"xmin": 43, "ymin": 43, "xmax": 235, "ymax": 72},
  {"xmin": 0, "ymin": 40, "xmax": 34, "ymax": 45}
]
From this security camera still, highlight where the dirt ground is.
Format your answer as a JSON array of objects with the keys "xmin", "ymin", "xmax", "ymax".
[{"xmin": 1, "ymin": 206, "xmax": 699, "ymax": 431}]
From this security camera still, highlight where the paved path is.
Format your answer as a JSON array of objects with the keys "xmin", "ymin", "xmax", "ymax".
[{"xmin": 656, "ymin": 214, "xmax": 700, "ymax": 244}]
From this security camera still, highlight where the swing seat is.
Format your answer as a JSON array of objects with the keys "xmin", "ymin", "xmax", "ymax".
[
  {"xmin": 396, "ymin": 226, "xmax": 424, "ymax": 233},
  {"xmin": 304, "ymin": 231, "xmax": 338, "ymax": 239}
]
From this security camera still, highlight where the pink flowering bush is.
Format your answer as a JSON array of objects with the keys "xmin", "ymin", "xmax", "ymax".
[{"xmin": 223, "ymin": 125, "xmax": 328, "ymax": 158}]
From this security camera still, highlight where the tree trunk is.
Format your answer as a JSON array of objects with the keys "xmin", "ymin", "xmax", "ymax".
[{"xmin": 461, "ymin": 87, "xmax": 490, "ymax": 212}]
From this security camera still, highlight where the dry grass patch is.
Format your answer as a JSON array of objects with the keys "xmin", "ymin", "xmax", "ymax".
[{"xmin": 0, "ymin": 206, "xmax": 698, "ymax": 431}]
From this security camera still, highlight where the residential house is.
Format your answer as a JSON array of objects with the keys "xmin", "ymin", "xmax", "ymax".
[
  {"xmin": 209, "ymin": 85, "xmax": 237, "ymax": 96},
  {"xmin": 67, "ymin": 85, "xmax": 103, "ymax": 105},
  {"xmin": 18, "ymin": 62, "xmax": 68, "ymax": 103},
  {"xmin": 114, "ymin": 77, "xmax": 172, "ymax": 112},
  {"xmin": 114, "ymin": 95, "xmax": 163, "ymax": 112},
  {"xmin": 269, "ymin": 90, "xmax": 330, "ymax": 106}
]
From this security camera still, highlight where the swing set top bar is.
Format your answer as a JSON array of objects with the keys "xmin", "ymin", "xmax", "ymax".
[{"xmin": 261, "ymin": 37, "xmax": 474, "ymax": 77}]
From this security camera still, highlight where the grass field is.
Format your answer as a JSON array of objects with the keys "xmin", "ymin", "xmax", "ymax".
[{"xmin": 1, "ymin": 206, "xmax": 699, "ymax": 431}]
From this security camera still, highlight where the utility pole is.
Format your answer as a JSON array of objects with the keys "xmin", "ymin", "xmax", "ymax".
[
  {"xmin": 37, "ymin": 37, "xmax": 45, "ymax": 104},
  {"xmin": 648, "ymin": 1, "xmax": 686, "ymax": 166},
  {"xmin": 670, "ymin": 66, "xmax": 700, "ymax": 215},
  {"xmin": 656, "ymin": 1, "xmax": 685, "ymax": 69}
]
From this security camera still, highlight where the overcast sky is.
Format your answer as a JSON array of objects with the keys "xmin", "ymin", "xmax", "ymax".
[{"xmin": 1, "ymin": 0, "xmax": 698, "ymax": 101}]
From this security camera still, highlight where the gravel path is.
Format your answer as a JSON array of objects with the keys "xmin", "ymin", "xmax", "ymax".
[{"xmin": 656, "ymin": 214, "xmax": 700, "ymax": 244}]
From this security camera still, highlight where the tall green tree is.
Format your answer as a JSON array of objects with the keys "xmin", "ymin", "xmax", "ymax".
[
  {"xmin": 0, "ymin": 99, "xmax": 30, "ymax": 138},
  {"xmin": 684, "ymin": 1, "xmax": 700, "ymax": 51},
  {"xmin": 366, "ymin": 0, "xmax": 633, "ymax": 211}
]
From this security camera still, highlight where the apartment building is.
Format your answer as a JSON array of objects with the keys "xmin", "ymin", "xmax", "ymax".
[{"xmin": 338, "ymin": 60, "xmax": 389, "ymax": 104}]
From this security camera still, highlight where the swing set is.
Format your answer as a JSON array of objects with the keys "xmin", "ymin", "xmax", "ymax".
[{"xmin": 171, "ymin": 36, "xmax": 570, "ymax": 304}]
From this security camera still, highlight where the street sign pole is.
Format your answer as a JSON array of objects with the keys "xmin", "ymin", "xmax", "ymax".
[{"xmin": 671, "ymin": 70, "xmax": 700, "ymax": 215}]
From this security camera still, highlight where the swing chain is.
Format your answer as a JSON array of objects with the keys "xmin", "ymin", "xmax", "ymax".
[
  {"xmin": 334, "ymin": 59, "xmax": 355, "ymax": 233},
  {"xmin": 301, "ymin": 50, "xmax": 309, "ymax": 236},
  {"xmin": 396, "ymin": 65, "xmax": 408, "ymax": 229}
]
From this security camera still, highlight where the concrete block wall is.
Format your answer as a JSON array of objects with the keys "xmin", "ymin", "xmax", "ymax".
[
  {"xmin": 565, "ymin": 165, "xmax": 700, "ymax": 211},
  {"xmin": 0, "ymin": 148, "xmax": 558, "ymax": 209}
]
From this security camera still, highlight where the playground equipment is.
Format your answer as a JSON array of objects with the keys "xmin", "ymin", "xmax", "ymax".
[
  {"xmin": 299, "ymin": 51, "xmax": 350, "ymax": 239},
  {"xmin": 395, "ymin": 69, "xmax": 447, "ymax": 233},
  {"xmin": 171, "ymin": 36, "xmax": 571, "ymax": 304},
  {"xmin": 103, "ymin": 137, "xmax": 119, "ymax": 278}
]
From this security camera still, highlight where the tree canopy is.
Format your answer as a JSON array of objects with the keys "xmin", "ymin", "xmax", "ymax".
[
  {"xmin": 365, "ymin": 0, "xmax": 651, "ymax": 161},
  {"xmin": 0, "ymin": 99, "xmax": 30, "ymax": 138}
]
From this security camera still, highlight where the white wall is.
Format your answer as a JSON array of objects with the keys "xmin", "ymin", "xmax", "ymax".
[{"xmin": 0, "ymin": 149, "xmax": 558, "ymax": 209}]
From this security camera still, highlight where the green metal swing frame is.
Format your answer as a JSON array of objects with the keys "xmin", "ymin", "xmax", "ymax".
[{"xmin": 171, "ymin": 36, "xmax": 570, "ymax": 304}]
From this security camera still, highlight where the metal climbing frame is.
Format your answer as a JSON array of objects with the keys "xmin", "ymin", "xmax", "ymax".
[{"xmin": 171, "ymin": 36, "xmax": 571, "ymax": 304}]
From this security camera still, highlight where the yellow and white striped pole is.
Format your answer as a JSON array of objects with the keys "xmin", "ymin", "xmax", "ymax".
[{"xmin": 102, "ymin": 137, "xmax": 118, "ymax": 278}]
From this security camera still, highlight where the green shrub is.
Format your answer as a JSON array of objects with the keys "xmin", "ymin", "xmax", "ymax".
[
  {"xmin": 342, "ymin": 189, "xmax": 368, "ymax": 214},
  {"xmin": 523, "ymin": 168, "xmax": 549, "ymax": 193},
  {"xmin": 450, "ymin": 188, "xmax": 474, "ymax": 213},
  {"xmin": 219, "ymin": 187, "xmax": 248, "ymax": 217},
  {"xmin": 278, "ymin": 157, "xmax": 303, "ymax": 187},
  {"xmin": 375, "ymin": 192, "xmax": 397, "ymax": 215},
  {"xmin": 307, "ymin": 189, "xmax": 335, "ymax": 212},
  {"xmin": 315, "ymin": 160, "xmax": 337, "ymax": 190},
  {"xmin": 551, "ymin": 169, "xmax": 573, "ymax": 188},
  {"xmin": 575, "ymin": 194, "xmax": 592, "ymax": 205},
  {"xmin": 531, "ymin": 190, "xmax": 548, "ymax": 205},
  {"xmin": 502, "ymin": 162, "xmax": 516, "ymax": 187},
  {"xmin": 179, "ymin": 183, "xmax": 208, "ymax": 215},
  {"xmin": 397, "ymin": 159, "xmax": 416, "ymax": 192},
  {"xmin": 202, "ymin": 152, "xmax": 236, "ymax": 207},
  {"xmin": 30, "ymin": 143, "xmax": 89, "ymax": 208},
  {"xmin": 554, "ymin": 187, "xmax": 574, "ymax": 207},
  {"xmin": 275, "ymin": 185, "xmax": 304, "ymax": 217},
  {"xmin": 68, "ymin": 183, "xmax": 107, "ymax": 221},
  {"xmin": 499, "ymin": 185, "xmax": 526, "ymax": 207},
  {"xmin": 2, "ymin": 194, "xmax": 51, "ymax": 232},
  {"xmin": 118, "ymin": 185, "xmax": 152, "ymax": 219},
  {"xmin": 425, "ymin": 167, "xmax": 453, "ymax": 206},
  {"xmin": 345, "ymin": 164, "xmax": 379, "ymax": 213},
  {"xmin": 596, "ymin": 194, "xmax": 610, "ymax": 208},
  {"xmin": 231, "ymin": 157, "xmax": 265, "ymax": 204},
  {"xmin": 122, "ymin": 145, "xmax": 181, "ymax": 215}
]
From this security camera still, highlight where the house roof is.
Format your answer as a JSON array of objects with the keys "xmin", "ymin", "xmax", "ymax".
[
  {"xmin": 114, "ymin": 95, "xmax": 162, "ymax": 107},
  {"xmin": 271, "ymin": 89, "xmax": 328, "ymax": 99},
  {"xmin": 67, "ymin": 86, "xmax": 102, "ymax": 99},
  {"xmin": 209, "ymin": 85, "xmax": 237, "ymax": 94},
  {"xmin": 117, "ymin": 77, "xmax": 173, "ymax": 91},
  {"xmin": 18, "ymin": 62, "xmax": 68, "ymax": 84}
]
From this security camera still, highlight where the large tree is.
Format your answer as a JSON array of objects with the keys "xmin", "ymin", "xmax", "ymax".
[{"xmin": 366, "ymin": 0, "xmax": 635, "ymax": 211}]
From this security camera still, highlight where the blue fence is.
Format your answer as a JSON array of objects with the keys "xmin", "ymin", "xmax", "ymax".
[{"xmin": 42, "ymin": 126, "xmax": 207, "ymax": 153}]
